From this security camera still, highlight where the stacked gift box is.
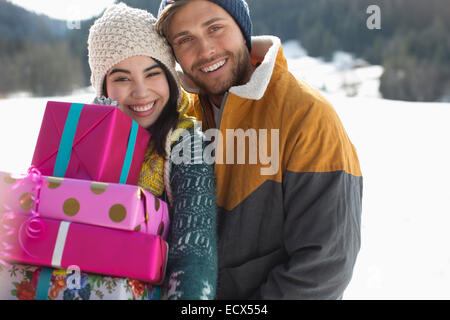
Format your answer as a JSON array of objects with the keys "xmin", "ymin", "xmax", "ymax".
[{"xmin": 0, "ymin": 101, "xmax": 169, "ymax": 300}]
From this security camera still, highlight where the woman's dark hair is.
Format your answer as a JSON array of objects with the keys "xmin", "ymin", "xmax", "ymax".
[
  {"xmin": 103, "ymin": 59, "xmax": 179, "ymax": 159},
  {"xmin": 148, "ymin": 59, "xmax": 179, "ymax": 158}
]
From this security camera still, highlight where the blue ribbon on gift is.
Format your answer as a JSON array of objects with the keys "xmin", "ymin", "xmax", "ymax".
[
  {"xmin": 53, "ymin": 103, "xmax": 138, "ymax": 183},
  {"xmin": 36, "ymin": 267, "xmax": 53, "ymax": 300},
  {"xmin": 53, "ymin": 103, "xmax": 84, "ymax": 178},
  {"xmin": 120, "ymin": 120, "xmax": 139, "ymax": 184}
]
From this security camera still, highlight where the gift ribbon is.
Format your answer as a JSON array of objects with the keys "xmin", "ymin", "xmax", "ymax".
[
  {"xmin": 36, "ymin": 267, "xmax": 53, "ymax": 300},
  {"xmin": 119, "ymin": 120, "xmax": 139, "ymax": 184},
  {"xmin": 53, "ymin": 103, "xmax": 84, "ymax": 178},
  {"xmin": 53, "ymin": 103, "xmax": 138, "ymax": 183},
  {"xmin": 51, "ymin": 221, "xmax": 70, "ymax": 268},
  {"xmin": 34, "ymin": 221, "xmax": 70, "ymax": 300},
  {"xmin": 18, "ymin": 167, "xmax": 46, "ymax": 258},
  {"xmin": 0, "ymin": 167, "xmax": 45, "ymax": 264}
]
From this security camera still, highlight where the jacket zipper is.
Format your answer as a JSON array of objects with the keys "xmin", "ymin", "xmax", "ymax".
[
  {"xmin": 199, "ymin": 95, "xmax": 213, "ymax": 130},
  {"xmin": 216, "ymin": 91, "xmax": 229, "ymax": 130}
]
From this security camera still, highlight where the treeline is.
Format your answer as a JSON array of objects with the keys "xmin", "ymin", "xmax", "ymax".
[
  {"xmin": 1, "ymin": 0, "xmax": 449, "ymax": 102},
  {"xmin": 0, "ymin": 37, "xmax": 84, "ymax": 97},
  {"xmin": 0, "ymin": 0, "xmax": 83, "ymax": 97},
  {"xmin": 246, "ymin": 0, "xmax": 450, "ymax": 101},
  {"xmin": 85, "ymin": 0, "xmax": 450, "ymax": 102}
]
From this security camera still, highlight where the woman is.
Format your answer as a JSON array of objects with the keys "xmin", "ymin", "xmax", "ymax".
[{"xmin": 88, "ymin": 3, "xmax": 217, "ymax": 300}]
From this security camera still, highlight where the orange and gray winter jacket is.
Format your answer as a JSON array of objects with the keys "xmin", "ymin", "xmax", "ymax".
[{"xmin": 183, "ymin": 36, "xmax": 363, "ymax": 299}]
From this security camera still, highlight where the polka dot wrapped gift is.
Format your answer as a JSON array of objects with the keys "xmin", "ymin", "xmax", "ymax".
[{"xmin": 0, "ymin": 171, "xmax": 169, "ymax": 239}]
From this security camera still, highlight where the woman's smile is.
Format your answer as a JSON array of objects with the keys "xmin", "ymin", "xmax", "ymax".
[
  {"xmin": 105, "ymin": 56, "xmax": 170, "ymax": 129},
  {"xmin": 127, "ymin": 100, "xmax": 157, "ymax": 117}
]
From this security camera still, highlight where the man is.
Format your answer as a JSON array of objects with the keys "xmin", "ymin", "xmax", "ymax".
[{"xmin": 157, "ymin": 0, "xmax": 363, "ymax": 299}]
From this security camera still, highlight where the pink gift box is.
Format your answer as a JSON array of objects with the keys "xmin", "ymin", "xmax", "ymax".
[
  {"xmin": 0, "ymin": 171, "xmax": 169, "ymax": 239},
  {"xmin": 0, "ymin": 214, "xmax": 168, "ymax": 284},
  {"xmin": 31, "ymin": 101, "xmax": 150, "ymax": 185}
]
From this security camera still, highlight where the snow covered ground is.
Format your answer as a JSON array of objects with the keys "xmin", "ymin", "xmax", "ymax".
[
  {"xmin": 284, "ymin": 40, "xmax": 383, "ymax": 100},
  {"xmin": 1, "ymin": 41, "xmax": 450, "ymax": 299},
  {"xmin": 330, "ymin": 95, "xmax": 450, "ymax": 299}
]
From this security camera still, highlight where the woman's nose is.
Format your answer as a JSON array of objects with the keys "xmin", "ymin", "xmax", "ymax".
[{"xmin": 132, "ymin": 80, "xmax": 149, "ymax": 98}]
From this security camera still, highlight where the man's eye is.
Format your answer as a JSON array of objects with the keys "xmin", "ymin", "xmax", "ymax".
[
  {"xmin": 209, "ymin": 24, "xmax": 224, "ymax": 32},
  {"xmin": 178, "ymin": 37, "xmax": 193, "ymax": 45}
]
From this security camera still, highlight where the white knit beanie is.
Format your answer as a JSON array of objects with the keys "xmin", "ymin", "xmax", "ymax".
[{"xmin": 88, "ymin": 2, "xmax": 180, "ymax": 100}]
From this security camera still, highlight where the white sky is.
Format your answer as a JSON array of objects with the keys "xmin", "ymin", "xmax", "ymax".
[{"xmin": 7, "ymin": 0, "xmax": 116, "ymax": 21}]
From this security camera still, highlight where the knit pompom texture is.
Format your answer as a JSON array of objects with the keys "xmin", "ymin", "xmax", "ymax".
[{"xmin": 88, "ymin": 2, "xmax": 180, "ymax": 99}]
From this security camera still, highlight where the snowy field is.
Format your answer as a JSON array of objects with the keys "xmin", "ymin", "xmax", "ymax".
[{"xmin": 1, "ymin": 41, "xmax": 450, "ymax": 299}]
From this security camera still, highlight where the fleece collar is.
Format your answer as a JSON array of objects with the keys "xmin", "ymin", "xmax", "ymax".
[
  {"xmin": 178, "ymin": 35, "xmax": 282, "ymax": 100},
  {"xmin": 230, "ymin": 35, "xmax": 281, "ymax": 100}
]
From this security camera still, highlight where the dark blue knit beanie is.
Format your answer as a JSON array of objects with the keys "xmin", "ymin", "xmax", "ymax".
[{"xmin": 158, "ymin": 0, "xmax": 252, "ymax": 52}]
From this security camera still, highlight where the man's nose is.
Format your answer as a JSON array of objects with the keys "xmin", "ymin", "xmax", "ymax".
[{"xmin": 197, "ymin": 36, "xmax": 216, "ymax": 58}]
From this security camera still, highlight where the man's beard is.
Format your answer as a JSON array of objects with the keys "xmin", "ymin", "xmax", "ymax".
[{"xmin": 185, "ymin": 44, "xmax": 253, "ymax": 97}]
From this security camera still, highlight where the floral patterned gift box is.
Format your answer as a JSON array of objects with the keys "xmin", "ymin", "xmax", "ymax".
[{"xmin": 0, "ymin": 264, "xmax": 163, "ymax": 300}]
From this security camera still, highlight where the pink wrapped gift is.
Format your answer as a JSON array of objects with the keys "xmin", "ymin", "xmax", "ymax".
[
  {"xmin": 31, "ymin": 101, "xmax": 150, "ymax": 184},
  {"xmin": 0, "ymin": 214, "xmax": 168, "ymax": 284},
  {"xmin": 0, "ymin": 171, "xmax": 169, "ymax": 239}
]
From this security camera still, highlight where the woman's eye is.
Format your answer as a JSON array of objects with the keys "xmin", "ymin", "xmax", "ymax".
[
  {"xmin": 146, "ymin": 72, "xmax": 161, "ymax": 78},
  {"xmin": 113, "ymin": 77, "xmax": 129, "ymax": 82}
]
